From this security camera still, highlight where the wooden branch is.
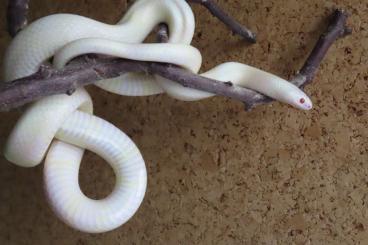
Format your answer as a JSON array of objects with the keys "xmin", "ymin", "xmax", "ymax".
[
  {"xmin": 297, "ymin": 10, "xmax": 352, "ymax": 87},
  {"xmin": 188, "ymin": 0, "xmax": 256, "ymax": 43},
  {"xmin": 156, "ymin": 24, "xmax": 170, "ymax": 43},
  {"xmin": 243, "ymin": 9, "xmax": 351, "ymax": 110},
  {"xmin": 1, "ymin": 2, "xmax": 350, "ymax": 112},
  {"xmin": 7, "ymin": 0, "xmax": 30, "ymax": 37},
  {"xmin": 0, "ymin": 57, "xmax": 273, "ymax": 111}
]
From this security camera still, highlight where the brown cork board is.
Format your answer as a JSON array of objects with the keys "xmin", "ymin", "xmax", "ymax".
[{"xmin": 0, "ymin": 0, "xmax": 366, "ymax": 244}]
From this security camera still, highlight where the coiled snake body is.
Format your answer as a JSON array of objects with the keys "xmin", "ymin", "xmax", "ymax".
[{"xmin": 3, "ymin": 0, "xmax": 313, "ymax": 233}]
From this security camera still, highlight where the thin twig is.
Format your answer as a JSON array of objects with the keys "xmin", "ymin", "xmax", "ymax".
[
  {"xmin": 244, "ymin": 9, "xmax": 351, "ymax": 110},
  {"xmin": 156, "ymin": 24, "xmax": 170, "ymax": 43},
  {"xmin": 297, "ymin": 10, "xmax": 352, "ymax": 87},
  {"xmin": 7, "ymin": 0, "xmax": 30, "ymax": 37},
  {"xmin": 188, "ymin": 0, "xmax": 256, "ymax": 43}
]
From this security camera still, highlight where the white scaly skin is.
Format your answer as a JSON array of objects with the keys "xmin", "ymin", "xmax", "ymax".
[
  {"xmin": 3, "ymin": 0, "xmax": 195, "ymax": 232},
  {"xmin": 3, "ymin": 0, "xmax": 313, "ymax": 234},
  {"xmin": 4, "ymin": 89, "xmax": 147, "ymax": 233},
  {"xmin": 46, "ymin": 111, "xmax": 146, "ymax": 233}
]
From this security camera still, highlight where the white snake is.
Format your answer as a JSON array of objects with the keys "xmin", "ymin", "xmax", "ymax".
[{"xmin": 3, "ymin": 0, "xmax": 313, "ymax": 233}]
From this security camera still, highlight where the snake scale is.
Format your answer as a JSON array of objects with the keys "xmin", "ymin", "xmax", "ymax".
[{"xmin": 3, "ymin": 0, "xmax": 313, "ymax": 233}]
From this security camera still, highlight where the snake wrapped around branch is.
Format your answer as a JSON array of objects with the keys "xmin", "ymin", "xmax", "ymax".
[{"xmin": 3, "ymin": 0, "xmax": 313, "ymax": 233}]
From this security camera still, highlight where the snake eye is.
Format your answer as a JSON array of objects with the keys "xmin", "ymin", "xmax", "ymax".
[{"xmin": 299, "ymin": 98, "xmax": 305, "ymax": 104}]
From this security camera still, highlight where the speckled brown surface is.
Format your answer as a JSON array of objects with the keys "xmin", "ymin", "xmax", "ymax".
[{"xmin": 0, "ymin": 0, "xmax": 367, "ymax": 244}]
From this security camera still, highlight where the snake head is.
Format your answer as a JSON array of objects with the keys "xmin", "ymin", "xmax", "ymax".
[{"xmin": 289, "ymin": 93, "xmax": 313, "ymax": 110}]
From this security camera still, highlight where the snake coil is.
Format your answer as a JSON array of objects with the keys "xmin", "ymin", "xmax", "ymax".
[{"xmin": 3, "ymin": 0, "xmax": 313, "ymax": 233}]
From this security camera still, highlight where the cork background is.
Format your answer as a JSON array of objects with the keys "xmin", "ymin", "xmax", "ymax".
[{"xmin": 0, "ymin": 0, "xmax": 366, "ymax": 244}]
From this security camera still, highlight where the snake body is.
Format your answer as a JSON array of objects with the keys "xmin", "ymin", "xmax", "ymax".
[{"xmin": 3, "ymin": 0, "xmax": 313, "ymax": 233}]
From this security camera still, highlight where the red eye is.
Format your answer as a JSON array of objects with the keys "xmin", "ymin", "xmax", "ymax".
[{"xmin": 300, "ymin": 98, "xmax": 305, "ymax": 104}]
